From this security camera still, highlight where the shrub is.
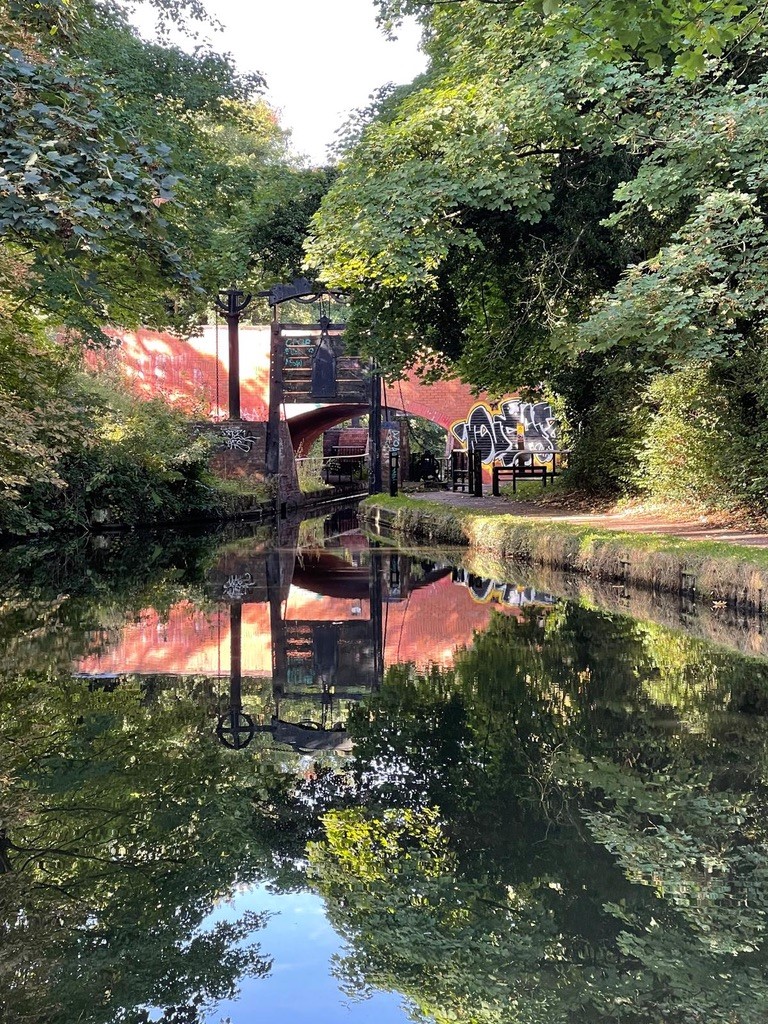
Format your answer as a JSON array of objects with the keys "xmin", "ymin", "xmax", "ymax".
[
  {"xmin": 636, "ymin": 364, "xmax": 731, "ymax": 508},
  {"xmin": 563, "ymin": 370, "xmax": 648, "ymax": 496},
  {"xmin": 20, "ymin": 371, "xmax": 217, "ymax": 532}
]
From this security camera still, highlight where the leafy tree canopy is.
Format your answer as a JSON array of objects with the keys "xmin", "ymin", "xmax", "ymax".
[
  {"xmin": 305, "ymin": 0, "xmax": 768, "ymax": 505},
  {"xmin": 306, "ymin": 0, "xmax": 768, "ymax": 391},
  {"xmin": 375, "ymin": 0, "xmax": 764, "ymax": 77},
  {"xmin": 0, "ymin": 0, "xmax": 334, "ymax": 532}
]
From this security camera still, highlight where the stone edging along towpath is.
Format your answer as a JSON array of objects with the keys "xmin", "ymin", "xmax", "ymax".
[{"xmin": 359, "ymin": 495, "xmax": 768, "ymax": 613}]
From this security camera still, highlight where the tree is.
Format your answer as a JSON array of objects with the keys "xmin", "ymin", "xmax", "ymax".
[
  {"xmin": 0, "ymin": 5, "xmax": 200, "ymax": 336},
  {"xmin": 306, "ymin": 0, "xmax": 768, "ymax": 503},
  {"xmin": 0, "ymin": 0, "xmax": 336, "ymax": 533}
]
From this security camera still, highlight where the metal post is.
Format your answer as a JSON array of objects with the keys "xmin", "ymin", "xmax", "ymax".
[
  {"xmin": 267, "ymin": 549, "xmax": 287, "ymax": 700},
  {"xmin": 227, "ymin": 315, "xmax": 240, "ymax": 419},
  {"xmin": 215, "ymin": 601, "xmax": 255, "ymax": 749},
  {"xmin": 473, "ymin": 449, "xmax": 483, "ymax": 497},
  {"xmin": 266, "ymin": 309, "xmax": 283, "ymax": 480},
  {"xmin": 229, "ymin": 602, "xmax": 242, "ymax": 708},
  {"xmin": 369, "ymin": 550, "xmax": 384, "ymax": 692},
  {"xmin": 369, "ymin": 369, "xmax": 382, "ymax": 494},
  {"xmin": 214, "ymin": 288, "xmax": 252, "ymax": 420}
]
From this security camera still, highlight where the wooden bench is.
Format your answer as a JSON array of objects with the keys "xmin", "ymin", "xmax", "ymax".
[{"xmin": 492, "ymin": 451, "xmax": 568, "ymax": 495}]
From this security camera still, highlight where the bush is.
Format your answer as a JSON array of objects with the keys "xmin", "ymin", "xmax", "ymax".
[
  {"xmin": 716, "ymin": 347, "xmax": 768, "ymax": 512},
  {"xmin": 0, "ymin": 317, "xmax": 86, "ymax": 535},
  {"xmin": 19, "ymin": 371, "xmax": 218, "ymax": 532},
  {"xmin": 636, "ymin": 364, "xmax": 732, "ymax": 508},
  {"xmin": 562, "ymin": 369, "xmax": 648, "ymax": 496}
]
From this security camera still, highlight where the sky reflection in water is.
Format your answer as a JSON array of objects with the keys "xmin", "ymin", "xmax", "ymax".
[{"xmin": 203, "ymin": 887, "xmax": 409, "ymax": 1024}]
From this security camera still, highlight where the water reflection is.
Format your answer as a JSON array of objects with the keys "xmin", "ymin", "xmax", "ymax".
[
  {"xmin": 452, "ymin": 566, "xmax": 556, "ymax": 612},
  {"xmin": 3, "ymin": 512, "xmax": 768, "ymax": 1023},
  {"xmin": 68, "ymin": 516, "xmax": 553, "ymax": 756}
]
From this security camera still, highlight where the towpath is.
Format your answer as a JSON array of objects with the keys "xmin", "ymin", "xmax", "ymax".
[{"xmin": 402, "ymin": 489, "xmax": 768, "ymax": 549}]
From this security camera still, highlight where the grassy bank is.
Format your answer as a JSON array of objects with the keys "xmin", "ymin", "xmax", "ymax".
[{"xmin": 360, "ymin": 495, "xmax": 768, "ymax": 611}]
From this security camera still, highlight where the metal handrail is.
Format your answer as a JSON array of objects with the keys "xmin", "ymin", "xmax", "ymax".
[
  {"xmin": 490, "ymin": 448, "xmax": 571, "ymax": 495},
  {"xmin": 295, "ymin": 453, "xmax": 366, "ymax": 466},
  {"xmin": 296, "ymin": 452, "xmax": 367, "ymax": 487},
  {"xmin": 491, "ymin": 447, "xmax": 571, "ymax": 469}
]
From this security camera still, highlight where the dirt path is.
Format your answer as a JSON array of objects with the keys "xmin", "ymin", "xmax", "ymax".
[{"xmin": 405, "ymin": 490, "xmax": 768, "ymax": 548}]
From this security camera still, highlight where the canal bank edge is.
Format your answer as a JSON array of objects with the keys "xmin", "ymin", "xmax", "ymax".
[{"xmin": 360, "ymin": 495, "xmax": 768, "ymax": 612}]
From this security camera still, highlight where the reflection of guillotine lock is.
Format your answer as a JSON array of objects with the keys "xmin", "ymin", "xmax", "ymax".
[
  {"xmin": 313, "ymin": 622, "xmax": 339, "ymax": 684},
  {"xmin": 215, "ymin": 603, "xmax": 256, "ymax": 750},
  {"xmin": 216, "ymin": 707, "xmax": 255, "ymax": 750}
]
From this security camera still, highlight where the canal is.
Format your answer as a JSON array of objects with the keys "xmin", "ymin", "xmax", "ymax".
[{"xmin": 2, "ymin": 505, "xmax": 768, "ymax": 1024}]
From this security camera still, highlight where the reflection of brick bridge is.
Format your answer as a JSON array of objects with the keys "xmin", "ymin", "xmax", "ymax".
[{"xmin": 102, "ymin": 326, "xmax": 556, "ymax": 464}]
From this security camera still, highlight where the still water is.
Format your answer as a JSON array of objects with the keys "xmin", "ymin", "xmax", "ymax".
[{"xmin": 3, "ymin": 507, "xmax": 768, "ymax": 1024}]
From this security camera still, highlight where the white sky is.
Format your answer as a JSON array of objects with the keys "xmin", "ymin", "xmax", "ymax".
[{"xmin": 133, "ymin": 0, "xmax": 427, "ymax": 165}]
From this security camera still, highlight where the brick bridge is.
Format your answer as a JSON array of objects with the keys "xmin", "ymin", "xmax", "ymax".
[{"xmin": 98, "ymin": 325, "xmax": 556, "ymax": 469}]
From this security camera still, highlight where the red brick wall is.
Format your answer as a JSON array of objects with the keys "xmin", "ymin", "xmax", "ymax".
[
  {"xmin": 92, "ymin": 327, "xmax": 515, "ymax": 468},
  {"xmin": 87, "ymin": 325, "xmax": 270, "ymax": 420}
]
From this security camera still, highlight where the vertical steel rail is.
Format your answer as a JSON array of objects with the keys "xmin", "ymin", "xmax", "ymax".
[
  {"xmin": 214, "ymin": 288, "xmax": 252, "ymax": 421},
  {"xmin": 369, "ymin": 369, "xmax": 382, "ymax": 494},
  {"xmin": 266, "ymin": 308, "xmax": 284, "ymax": 482}
]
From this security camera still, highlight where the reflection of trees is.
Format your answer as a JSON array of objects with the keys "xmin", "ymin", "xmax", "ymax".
[
  {"xmin": 0, "ymin": 531, "xmax": 215, "ymax": 679},
  {"xmin": 308, "ymin": 605, "xmax": 768, "ymax": 1024},
  {"xmin": 309, "ymin": 804, "xmax": 581, "ymax": 1024},
  {"xmin": 0, "ymin": 675, "xmax": 271, "ymax": 1024},
  {"xmin": 8, "ymin": 532, "xmax": 768, "ymax": 1023},
  {"xmin": 1, "ymin": 525, "xmax": 369, "ymax": 1021}
]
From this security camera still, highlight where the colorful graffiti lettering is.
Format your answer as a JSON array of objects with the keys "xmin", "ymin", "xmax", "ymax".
[
  {"xmin": 449, "ymin": 399, "xmax": 557, "ymax": 466},
  {"xmin": 452, "ymin": 568, "xmax": 557, "ymax": 609}
]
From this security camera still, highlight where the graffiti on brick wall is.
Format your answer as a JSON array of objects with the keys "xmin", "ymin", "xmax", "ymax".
[
  {"xmin": 449, "ymin": 399, "xmax": 557, "ymax": 466},
  {"xmin": 222, "ymin": 573, "xmax": 257, "ymax": 601},
  {"xmin": 218, "ymin": 425, "xmax": 260, "ymax": 453},
  {"xmin": 381, "ymin": 422, "xmax": 401, "ymax": 455}
]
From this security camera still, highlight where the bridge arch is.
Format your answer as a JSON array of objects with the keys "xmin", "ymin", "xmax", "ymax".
[
  {"xmin": 379, "ymin": 377, "xmax": 472, "ymax": 435},
  {"xmin": 287, "ymin": 404, "xmax": 369, "ymax": 455}
]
